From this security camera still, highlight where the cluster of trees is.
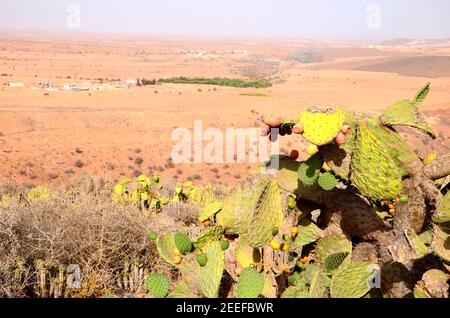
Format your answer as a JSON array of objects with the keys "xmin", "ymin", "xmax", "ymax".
[{"xmin": 137, "ymin": 77, "xmax": 272, "ymax": 88}]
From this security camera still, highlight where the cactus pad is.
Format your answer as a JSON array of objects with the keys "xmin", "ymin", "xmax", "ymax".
[
  {"xmin": 351, "ymin": 123, "xmax": 402, "ymax": 200},
  {"xmin": 431, "ymin": 224, "xmax": 450, "ymax": 262},
  {"xmin": 216, "ymin": 178, "xmax": 270, "ymax": 234},
  {"xmin": 315, "ymin": 234, "xmax": 352, "ymax": 270},
  {"xmin": 196, "ymin": 241, "xmax": 224, "ymax": 298},
  {"xmin": 325, "ymin": 252, "xmax": 350, "ymax": 274},
  {"xmin": 174, "ymin": 233, "xmax": 193, "ymax": 255},
  {"xmin": 156, "ymin": 234, "xmax": 180, "ymax": 266},
  {"xmin": 432, "ymin": 192, "xmax": 450, "ymax": 223},
  {"xmin": 299, "ymin": 109, "xmax": 346, "ymax": 145},
  {"xmin": 297, "ymin": 154, "xmax": 323, "ymax": 186},
  {"xmin": 380, "ymin": 99, "xmax": 435, "ymax": 138},
  {"xmin": 292, "ymin": 219, "xmax": 322, "ymax": 248},
  {"xmin": 366, "ymin": 118, "xmax": 419, "ymax": 177},
  {"xmin": 247, "ymin": 180, "xmax": 284, "ymax": 247},
  {"xmin": 236, "ymin": 268, "xmax": 265, "ymax": 298},
  {"xmin": 147, "ymin": 273, "xmax": 169, "ymax": 298},
  {"xmin": 198, "ymin": 201, "xmax": 222, "ymax": 222},
  {"xmin": 318, "ymin": 172, "xmax": 339, "ymax": 191},
  {"xmin": 193, "ymin": 226, "xmax": 224, "ymax": 250},
  {"xmin": 330, "ymin": 262, "xmax": 378, "ymax": 298},
  {"xmin": 236, "ymin": 237, "xmax": 262, "ymax": 268}
]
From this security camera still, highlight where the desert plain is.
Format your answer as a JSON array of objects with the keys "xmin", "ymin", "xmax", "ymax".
[{"xmin": 0, "ymin": 31, "xmax": 449, "ymax": 187}]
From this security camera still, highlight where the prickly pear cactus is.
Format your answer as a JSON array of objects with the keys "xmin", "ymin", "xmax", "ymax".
[
  {"xmin": 147, "ymin": 273, "xmax": 170, "ymax": 298},
  {"xmin": 318, "ymin": 172, "xmax": 339, "ymax": 191},
  {"xmin": 236, "ymin": 236, "xmax": 261, "ymax": 268},
  {"xmin": 216, "ymin": 178, "xmax": 270, "ymax": 234},
  {"xmin": 297, "ymin": 154, "xmax": 323, "ymax": 186},
  {"xmin": 247, "ymin": 180, "xmax": 284, "ymax": 247},
  {"xmin": 291, "ymin": 219, "xmax": 322, "ymax": 248},
  {"xmin": 299, "ymin": 109, "xmax": 346, "ymax": 145},
  {"xmin": 193, "ymin": 225, "xmax": 224, "ymax": 250},
  {"xmin": 380, "ymin": 83, "xmax": 435, "ymax": 138},
  {"xmin": 406, "ymin": 231, "xmax": 430, "ymax": 259},
  {"xmin": 196, "ymin": 241, "xmax": 224, "ymax": 298},
  {"xmin": 432, "ymin": 191, "xmax": 450, "ymax": 223},
  {"xmin": 351, "ymin": 123, "xmax": 402, "ymax": 200},
  {"xmin": 236, "ymin": 268, "xmax": 264, "ymax": 298},
  {"xmin": 198, "ymin": 201, "xmax": 222, "ymax": 222},
  {"xmin": 315, "ymin": 234, "xmax": 352, "ymax": 271},
  {"xmin": 330, "ymin": 262, "xmax": 378, "ymax": 298},
  {"xmin": 174, "ymin": 233, "xmax": 193, "ymax": 255},
  {"xmin": 431, "ymin": 223, "xmax": 450, "ymax": 262},
  {"xmin": 366, "ymin": 118, "xmax": 419, "ymax": 177},
  {"xmin": 156, "ymin": 234, "xmax": 181, "ymax": 266},
  {"xmin": 325, "ymin": 252, "xmax": 350, "ymax": 274}
]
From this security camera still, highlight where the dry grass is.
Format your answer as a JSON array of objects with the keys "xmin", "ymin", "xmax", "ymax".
[{"xmin": 0, "ymin": 176, "xmax": 199, "ymax": 298}]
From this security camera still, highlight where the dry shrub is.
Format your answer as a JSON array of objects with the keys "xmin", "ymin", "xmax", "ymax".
[{"xmin": 0, "ymin": 177, "xmax": 196, "ymax": 297}]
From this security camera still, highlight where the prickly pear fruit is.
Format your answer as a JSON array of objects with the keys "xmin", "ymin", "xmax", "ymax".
[
  {"xmin": 293, "ymin": 124, "xmax": 304, "ymax": 134},
  {"xmin": 291, "ymin": 227, "xmax": 298, "ymax": 236},
  {"xmin": 147, "ymin": 273, "xmax": 169, "ymax": 298},
  {"xmin": 220, "ymin": 240, "xmax": 230, "ymax": 251},
  {"xmin": 399, "ymin": 195, "xmax": 409, "ymax": 204},
  {"xmin": 281, "ymin": 243, "xmax": 289, "ymax": 251},
  {"xmin": 423, "ymin": 152, "xmax": 438, "ymax": 165},
  {"xmin": 148, "ymin": 230, "xmax": 158, "ymax": 241},
  {"xmin": 261, "ymin": 125, "xmax": 270, "ymax": 136},
  {"xmin": 174, "ymin": 233, "xmax": 192, "ymax": 255},
  {"xmin": 270, "ymin": 240, "xmax": 281, "ymax": 250},
  {"xmin": 283, "ymin": 234, "xmax": 291, "ymax": 241},
  {"xmin": 306, "ymin": 144, "xmax": 319, "ymax": 156},
  {"xmin": 289, "ymin": 150, "xmax": 299, "ymax": 160},
  {"xmin": 335, "ymin": 132, "xmax": 348, "ymax": 145},
  {"xmin": 341, "ymin": 125, "xmax": 351, "ymax": 135},
  {"xmin": 196, "ymin": 254, "xmax": 208, "ymax": 267},
  {"xmin": 264, "ymin": 117, "xmax": 282, "ymax": 128},
  {"xmin": 287, "ymin": 194, "xmax": 296, "ymax": 209}
]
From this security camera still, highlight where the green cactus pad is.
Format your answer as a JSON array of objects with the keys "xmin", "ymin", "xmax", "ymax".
[
  {"xmin": 174, "ymin": 233, "xmax": 192, "ymax": 255},
  {"xmin": 196, "ymin": 241, "xmax": 224, "ymax": 298},
  {"xmin": 325, "ymin": 252, "xmax": 350, "ymax": 274},
  {"xmin": 236, "ymin": 268, "xmax": 265, "ymax": 298},
  {"xmin": 216, "ymin": 178, "xmax": 270, "ymax": 234},
  {"xmin": 247, "ymin": 180, "xmax": 284, "ymax": 247},
  {"xmin": 299, "ymin": 109, "xmax": 346, "ymax": 146},
  {"xmin": 380, "ymin": 99, "xmax": 435, "ymax": 138},
  {"xmin": 297, "ymin": 154, "xmax": 323, "ymax": 186},
  {"xmin": 193, "ymin": 226, "xmax": 224, "ymax": 250},
  {"xmin": 236, "ymin": 237, "xmax": 261, "ymax": 268},
  {"xmin": 330, "ymin": 262, "xmax": 378, "ymax": 298},
  {"xmin": 366, "ymin": 118, "xmax": 419, "ymax": 177},
  {"xmin": 308, "ymin": 266, "xmax": 329, "ymax": 298},
  {"xmin": 198, "ymin": 201, "xmax": 222, "ymax": 222},
  {"xmin": 147, "ymin": 273, "xmax": 169, "ymax": 298},
  {"xmin": 318, "ymin": 172, "xmax": 339, "ymax": 191},
  {"xmin": 407, "ymin": 231, "xmax": 430, "ymax": 259},
  {"xmin": 156, "ymin": 234, "xmax": 180, "ymax": 266},
  {"xmin": 431, "ymin": 224, "xmax": 450, "ymax": 262},
  {"xmin": 351, "ymin": 123, "xmax": 402, "ymax": 200},
  {"xmin": 432, "ymin": 192, "xmax": 450, "ymax": 223},
  {"xmin": 288, "ymin": 272, "xmax": 301, "ymax": 286},
  {"xmin": 168, "ymin": 281, "xmax": 200, "ymax": 298},
  {"xmin": 291, "ymin": 219, "xmax": 322, "ymax": 249},
  {"xmin": 315, "ymin": 234, "xmax": 352, "ymax": 270}
]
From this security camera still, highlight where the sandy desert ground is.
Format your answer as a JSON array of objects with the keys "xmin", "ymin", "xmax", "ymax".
[{"xmin": 0, "ymin": 31, "xmax": 449, "ymax": 187}]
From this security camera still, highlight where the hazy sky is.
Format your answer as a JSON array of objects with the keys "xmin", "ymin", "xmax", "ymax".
[{"xmin": 0, "ymin": 0, "xmax": 449, "ymax": 39}]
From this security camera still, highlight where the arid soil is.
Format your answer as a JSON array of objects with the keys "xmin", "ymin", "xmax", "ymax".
[{"xmin": 1, "ymin": 32, "xmax": 449, "ymax": 187}]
